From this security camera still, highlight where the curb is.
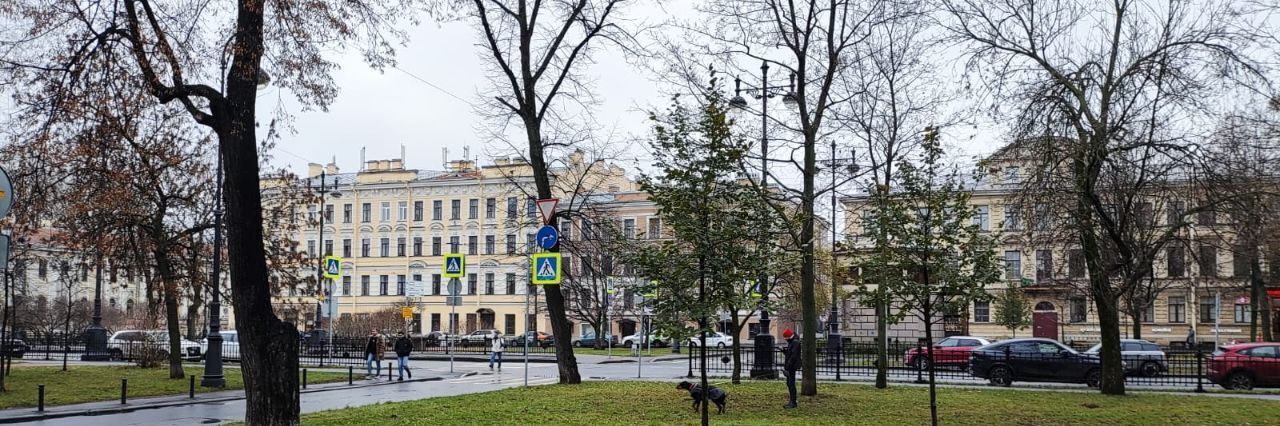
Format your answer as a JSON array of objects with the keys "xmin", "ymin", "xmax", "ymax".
[{"xmin": 0, "ymin": 376, "xmax": 443, "ymax": 424}]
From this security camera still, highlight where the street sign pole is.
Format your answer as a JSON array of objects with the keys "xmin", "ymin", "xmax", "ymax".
[
  {"xmin": 524, "ymin": 280, "xmax": 530, "ymax": 387},
  {"xmin": 449, "ymin": 278, "xmax": 460, "ymax": 374}
]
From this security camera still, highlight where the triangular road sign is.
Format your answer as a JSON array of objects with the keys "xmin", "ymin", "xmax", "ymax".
[{"xmin": 536, "ymin": 198, "xmax": 559, "ymax": 225}]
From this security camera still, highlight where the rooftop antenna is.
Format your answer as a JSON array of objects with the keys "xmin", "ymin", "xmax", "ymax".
[{"xmin": 463, "ymin": 146, "xmax": 471, "ymax": 163}]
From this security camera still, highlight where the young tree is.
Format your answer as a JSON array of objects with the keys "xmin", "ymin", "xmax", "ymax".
[
  {"xmin": 941, "ymin": 0, "xmax": 1275, "ymax": 395},
  {"xmin": 994, "ymin": 286, "xmax": 1031, "ymax": 338},
  {"xmin": 860, "ymin": 129, "xmax": 1003, "ymax": 426},
  {"xmin": 0, "ymin": 0, "xmax": 423, "ymax": 421}
]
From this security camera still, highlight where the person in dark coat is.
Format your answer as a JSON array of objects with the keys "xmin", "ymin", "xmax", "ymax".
[
  {"xmin": 782, "ymin": 328, "xmax": 800, "ymax": 409},
  {"xmin": 394, "ymin": 332, "xmax": 413, "ymax": 381},
  {"xmin": 363, "ymin": 329, "xmax": 385, "ymax": 380}
]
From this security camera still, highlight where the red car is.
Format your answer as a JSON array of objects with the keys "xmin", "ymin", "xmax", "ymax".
[
  {"xmin": 905, "ymin": 336, "xmax": 992, "ymax": 370},
  {"xmin": 1208, "ymin": 343, "xmax": 1280, "ymax": 390}
]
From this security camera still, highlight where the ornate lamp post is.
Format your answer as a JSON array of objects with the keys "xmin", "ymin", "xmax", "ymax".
[
  {"xmin": 729, "ymin": 60, "xmax": 796, "ymax": 380},
  {"xmin": 81, "ymin": 255, "xmax": 108, "ymax": 360}
]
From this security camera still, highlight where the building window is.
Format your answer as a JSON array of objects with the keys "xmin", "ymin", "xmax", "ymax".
[
  {"xmin": 973, "ymin": 205, "xmax": 989, "ymax": 232},
  {"xmin": 469, "ymin": 199, "xmax": 479, "ymax": 219},
  {"xmin": 361, "ymin": 239, "xmax": 370, "ymax": 257},
  {"xmin": 973, "ymin": 300, "xmax": 990, "ymax": 323},
  {"xmin": 1167, "ymin": 247, "xmax": 1185, "ymax": 278},
  {"xmin": 449, "ymin": 236, "xmax": 460, "ymax": 253},
  {"xmin": 397, "ymin": 237, "xmax": 406, "ymax": 257},
  {"xmin": 1141, "ymin": 302, "xmax": 1155, "ymax": 323},
  {"xmin": 526, "ymin": 197, "xmax": 537, "ymax": 218},
  {"xmin": 1168, "ymin": 296, "xmax": 1185, "ymax": 323},
  {"xmin": 433, "ymin": 200, "xmax": 442, "ymax": 220},
  {"xmin": 1198, "ymin": 210, "xmax": 1216, "ymax": 226},
  {"xmin": 1002, "ymin": 205, "xmax": 1021, "ymax": 231},
  {"xmin": 467, "ymin": 273, "xmax": 477, "ymax": 295},
  {"xmin": 485, "ymin": 273, "xmax": 495, "ymax": 295},
  {"xmin": 398, "ymin": 201, "xmax": 408, "ymax": 221},
  {"xmin": 623, "ymin": 219, "xmax": 636, "ymax": 239},
  {"xmin": 307, "ymin": 240, "xmax": 316, "ymax": 257},
  {"xmin": 397, "ymin": 275, "xmax": 406, "ymax": 296},
  {"xmin": 381, "ymin": 202, "xmax": 391, "ymax": 222},
  {"xmin": 468, "ymin": 236, "xmax": 478, "ymax": 255},
  {"xmin": 1234, "ymin": 303, "xmax": 1251, "ymax": 324},
  {"xmin": 379, "ymin": 275, "xmax": 389, "ymax": 296},
  {"xmin": 506, "ymin": 273, "xmax": 516, "ymax": 295},
  {"xmin": 1233, "ymin": 247, "xmax": 1249, "ymax": 278},
  {"xmin": 1070, "ymin": 297, "xmax": 1087, "ymax": 323},
  {"xmin": 504, "ymin": 314, "xmax": 516, "ymax": 335},
  {"xmin": 648, "ymin": 218, "xmax": 662, "ymax": 239},
  {"xmin": 432, "ymin": 237, "xmax": 441, "ymax": 256},
  {"xmin": 342, "ymin": 239, "xmax": 352, "ymax": 258},
  {"xmin": 1035, "ymin": 249, "xmax": 1052, "ymax": 282},
  {"xmin": 526, "ymin": 233, "xmax": 536, "ymax": 252},
  {"xmin": 485, "ymin": 198, "xmax": 496, "ymax": 219},
  {"xmin": 431, "ymin": 313, "xmax": 441, "ymax": 332},
  {"xmin": 1068, "ymin": 249, "xmax": 1085, "ymax": 279},
  {"xmin": 361, "ymin": 275, "xmax": 370, "ymax": 296},
  {"xmin": 506, "ymin": 197, "xmax": 517, "ymax": 219},
  {"xmin": 1199, "ymin": 246, "xmax": 1218, "ymax": 277},
  {"xmin": 1166, "ymin": 200, "xmax": 1184, "ymax": 225},
  {"xmin": 560, "ymin": 219, "xmax": 573, "ymax": 241},
  {"xmin": 1004, "ymin": 250, "xmax": 1022, "ymax": 279},
  {"xmin": 380, "ymin": 238, "xmax": 390, "ymax": 257},
  {"xmin": 432, "ymin": 274, "xmax": 441, "ymax": 295},
  {"xmin": 343, "ymin": 204, "xmax": 352, "ymax": 223},
  {"xmin": 413, "ymin": 237, "xmax": 423, "ymax": 257},
  {"xmin": 361, "ymin": 203, "xmax": 371, "ymax": 223},
  {"xmin": 1004, "ymin": 166, "xmax": 1020, "ymax": 182},
  {"xmin": 414, "ymin": 201, "xmax": 423, "ymax": 221},
  {"xmin": 485, "ymin": 235, "xmax": 495, "ymax": 255},
  {"xmin": 451, "ymin": 200, "xmax": 461, "ymax": 220},
  {"xmin": 506, "ymin": 234, "xmax": 516, "ymax": 254},
  {"xmin": 324, "ymin": 205, "xmax": 334, "ymax": 223},
  {"xmin": 1033, "ymin": 203, "xmax": 1051, "ymax": 231},
  {"xmin": 1199, "ymin": 296, "xmax": 1217, "ymax": 323}
]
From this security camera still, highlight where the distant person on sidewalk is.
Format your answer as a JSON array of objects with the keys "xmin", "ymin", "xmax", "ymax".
[
  {"xmin": 782, "ymin": 329, "xmax": 801, "ymax": 409},
  {"xmin": 364, "ymin": 329, "xmax": 385, "ymax": 380},
  {"xmin": 489, "ymin": 331, "xmax": 505, "ymax": 371},
  {"xmin": 394, "ymin": 332, "xmax": 413, "ymax": 381}
]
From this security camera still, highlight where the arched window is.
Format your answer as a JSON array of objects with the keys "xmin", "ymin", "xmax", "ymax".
[
  {"xmin": 126, "ymin": 299, "xmax": 135, "ymax": 313},
  {"xmin": 109, "ymin": 298, "xmax": 117, "ymax": 308},
  {"xmin": 1034, "ymin": 301, "xmax": 1056, "ymax": 312}
]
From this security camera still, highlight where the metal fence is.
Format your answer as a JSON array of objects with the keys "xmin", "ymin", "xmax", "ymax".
[
  {"xmin": 688, "ymin": 341, "xmax": 1259, "ymax": 392},
  {"xmin": 296, "ymin": 336, "xmax": 560, "ymax": 367}
]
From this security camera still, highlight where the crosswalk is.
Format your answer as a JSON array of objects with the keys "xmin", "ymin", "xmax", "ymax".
[{"xmin": 446, "ymin": 372, "xmax": 559, "ymax": 387}]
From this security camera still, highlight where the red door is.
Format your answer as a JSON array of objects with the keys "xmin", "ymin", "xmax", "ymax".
[{"xmin": 1033, "ymin": 312, "xmax": 1058, "ymax": 340}]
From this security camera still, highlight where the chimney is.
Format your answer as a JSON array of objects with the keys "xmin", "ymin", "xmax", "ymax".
[
  {"xmin": 325, "ymin": 159, "xmax": 338, "ymax": 175},
  {"xmin": 307, "ymin": 163, "xmax": 322, "ymax": 178}
]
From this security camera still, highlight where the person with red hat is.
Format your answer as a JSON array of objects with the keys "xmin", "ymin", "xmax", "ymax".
[{"xmin": 782, "ymin": 328, "xmax": 801, "ymax": 409}]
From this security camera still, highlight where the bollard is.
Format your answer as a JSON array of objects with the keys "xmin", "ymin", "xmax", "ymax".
[
  {"xmin": 189, "ymin": 375, "xmax": 195, "ymax": 399},
  {"xmin": 348, "ymin": 366, "xmax": 353, "ymax": 385},
  {"xmin": 302, "ymin": 369, "xmax": 308, "ymax": 389},
  {"xmin": 386, "ymin": 361, "xmax": 391, "ymax": 381},
  {"xmin": 120, "ymin": 378, "xmax": 127, "ymax": 405},
  {"xmin": 37, "ymin": 384, "xmax": 44, "ymax": 412}
]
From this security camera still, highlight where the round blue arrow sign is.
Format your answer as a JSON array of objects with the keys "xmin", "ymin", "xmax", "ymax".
[{"xmin": 537, "ymin": 225, "xmax": 559, "ymax": 250}]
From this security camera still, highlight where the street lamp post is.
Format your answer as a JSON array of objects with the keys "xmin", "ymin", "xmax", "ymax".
[
  {"xmin": 201, "ymin": 148, "xmax": 227, "ymax": 388},
  {"xmin": 81, "ymin": 255, "xmax": 108, "ymax": 360},
  {"xmin": 730, "ymin": 60, "xmax": 796, "ymax": 380},
  {"xmin": 311, "ymin": 172, "xmax": 340, "ymax": 361}
]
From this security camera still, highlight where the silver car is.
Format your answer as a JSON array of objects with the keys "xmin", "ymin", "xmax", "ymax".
[{"xmin": 1085, "ymin": 339, "xmax": 1168, "ymax": 377}]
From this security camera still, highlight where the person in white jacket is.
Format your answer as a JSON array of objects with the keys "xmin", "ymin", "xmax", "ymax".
[{"xmin": 489, "ymin": 331, "xmax": 505, "ymax": 371}]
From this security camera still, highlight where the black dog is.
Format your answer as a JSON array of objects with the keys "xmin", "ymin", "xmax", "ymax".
[{"xmin": 677, "ymin": 381, "xmax": 727, "ymax": 414}]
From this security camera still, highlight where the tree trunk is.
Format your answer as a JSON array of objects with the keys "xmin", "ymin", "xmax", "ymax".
[
  {"xmin": 698, "ymin": 252, "xmax": 709, "ymax": 426},
  {"xmin": 923, "ymin": 293, "xmax": 937, "ymax": 426},
  {"xmin": 799, "ymin": 131, "xmax": 818, "ymax": 397},
  {"xmin": 875, "ymin": 299, "xmax": 887, "ymax": 389},
  {"xmin": 1130, "ymin": 308, "xmax": 1142, "ymax": 340},
  {"xmin": 218, "ymin": 6, "xmax": 301, "ymax": 421},
  {"xmin": 1076, "ymin": 154, "xmax": 1124, "ymax": 396},
  {"xmin": 155, "ymin": 247, "xmax": 185, "ymax": 379},
  {"xmin": 730, "ymin": 311, "xmax": 741, "ymax": 384}
]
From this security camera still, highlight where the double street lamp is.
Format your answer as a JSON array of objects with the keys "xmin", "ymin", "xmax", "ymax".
[
  {"xmin": 728, "ymin": 60, "xmax": 796, "ymax": 380},
  {"xmin": 310, "ymin": 171, "xmax": 341, "ymax": 359}
]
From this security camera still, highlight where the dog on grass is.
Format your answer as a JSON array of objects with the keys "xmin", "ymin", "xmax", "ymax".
[{"xmin": 677, "ymin": 381, "xmax": 727, "ymax": 414}]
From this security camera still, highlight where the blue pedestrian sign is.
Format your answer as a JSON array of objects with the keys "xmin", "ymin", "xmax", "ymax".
[
  {"xmin": 444, "ymin": 253, "xmax": 466, "ymax": 278},
  {"xmin": 531, "ymin": 252, "xmax": 562, "ymax": 285},
  {"xmin": 322, "ymin": 256, "xmax": 342, "ymax": 279},
  {"xmin": 537, "ymin": 225, "xmax": 559, "ymax": 250}
]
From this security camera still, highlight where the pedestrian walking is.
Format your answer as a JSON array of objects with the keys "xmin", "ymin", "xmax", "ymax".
[
  {"xmin": 782, "ymin": 328, "xmax": 800, "ymax": 409},
  {"xmin": 364, "ymin": 329, "xmax": 385, "ymax": 380},
  {"xmin": 489, "ymin": 331, "xmax": 505, "ymax": 371},
  {"xmin": 394, "ymin": 332, "xmax": 413, "ymax": 381}
]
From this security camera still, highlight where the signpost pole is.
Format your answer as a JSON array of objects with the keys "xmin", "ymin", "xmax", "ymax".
[{"xmin": 524, "ymin": 281, "xmax": 530, "ymax": 387}]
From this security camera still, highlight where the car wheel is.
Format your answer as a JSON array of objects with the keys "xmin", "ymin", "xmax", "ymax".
[
  {"xmin": 1227, "ymin": 372, "xmax": 1255, "ymax": 391},
  {"xmin": 717, "ymin": 342, "xmax": 727, "ymax": 349},
  {"xmin": 109, "ymin": 349, "xmax": 123, "ymax": 361},
  {"xmin": 626, "ymin": 341, "xmax": 635, "ymax": 349},
  {"xmin": 574, "ymin": 341, "xmax": 582, "ymax": 348},
  {"xmin": 1140, "ymin": 361, "xmax": 1161, "ymax": 377},
  {"xmin": 914, "ymin": 357, "xmax": 931, "ymax": 371},
  {"xmin": 988, "ymin": 365, "xmax": 1013, "ymax": 387},
  {"xmin": 1085, "ymin": 369, "xmax": 1102, "ymax": 388}
]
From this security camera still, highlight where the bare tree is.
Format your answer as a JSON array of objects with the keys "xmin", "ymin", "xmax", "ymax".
[{"xmin": 941, "ymin": 0, "xmax": 1275, "ymax": 395}]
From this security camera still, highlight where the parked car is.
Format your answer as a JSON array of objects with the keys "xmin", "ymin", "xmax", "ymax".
[
  {"xmin": 0, "ymin": 335, "xmax": 27, "ymax": 358},
  {"xmin": 968, "ymin": 338, "xmax": 1102, "ymax": 387},
  {"xmin": 1208, "ymin": 343, "xmax": 1280, "ymax": 390},
  {"xmin": 621, "ymin": 333, "xmax": 667, "ymax": 348},
  {"xmin": 1085, "ymin": 339, "xmax": 1168, "ymax": 377},
  {"xmin": 459, "ymin": 329, "xmax": 502, "ymax": 346},
  {"xmin": 687, "ymin": 331, "xmax": 734, "ymax": 348},
  {"xmin": 109, "ymin": 330, "xmax": 202, "ymax": 361},
  {"xmin": 423, "ymin": 331, "xmax": 452, "ymax": 347},
  {"xmin": 571, "ymin": 334, "xmax": 616, "ymax": 348},
  {"xmin": 511, "ymin": 331, "xmax": 554, "ymax": 349},
  {"xmin": 904, "ymin": 336, "xmax": 992, "ymax": 370},
  {"xmin": 200, "ymin": 330, "xmax": 242, "ymax": 360}
]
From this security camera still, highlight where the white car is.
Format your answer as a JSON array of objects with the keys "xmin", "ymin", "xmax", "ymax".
[
  {"xmin": 621, "ymin": 333, "xmax": 667, "ymax": 348},
  {"xmin": 200, "ymin": 331, "xmax": 241, "ymax": 360},
  {"xmin": 107, "ymin": 330, "xmax": 202, "ymax": 361},
  {"xmin": 687, "ymin": 331, "xmax": 735, "ymax": 348}
]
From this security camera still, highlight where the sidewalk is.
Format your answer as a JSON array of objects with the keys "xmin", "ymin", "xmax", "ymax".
[{"xmin": 0, "ymin": 374, "xmax": 443, "ymax": 424}]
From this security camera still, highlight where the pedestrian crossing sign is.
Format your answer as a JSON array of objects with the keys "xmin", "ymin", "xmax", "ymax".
[
  {"xmin": 531, "ymin": 252, "xmax": 562, "ymax": 285},
  {"xmin": 322, "ymin": 256, "xmax": 342, "ymax": 279},
  {"xmin": 444, "ymin": 253, "xmax": 466, "ymax": 278}
]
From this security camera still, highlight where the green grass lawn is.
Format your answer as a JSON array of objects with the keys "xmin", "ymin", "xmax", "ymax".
[
  {"xmin": 302, "ymin": 381, "xmax": 1280, "ymax": 425},
  {"xmin": 0, "ymin": 365, "xmax": 346, "ymax": 409}
]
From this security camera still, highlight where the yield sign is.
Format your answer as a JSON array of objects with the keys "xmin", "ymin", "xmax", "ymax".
[{"xmin": 536, "ymin": 198, "xmax": 559, "ymax": 225}]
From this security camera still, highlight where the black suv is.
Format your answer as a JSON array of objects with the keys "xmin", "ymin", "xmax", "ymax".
[{"xmin": 969, "ymin": 338, "xmax": 1102, "ymax": 387}]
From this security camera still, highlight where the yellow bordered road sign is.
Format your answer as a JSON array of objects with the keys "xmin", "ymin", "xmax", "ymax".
[
  {"xmin": 531, "ymin": 252, "xmax": 562, "ymax": 285},
  {"xmin": 444, "ymin": 253, "xmax": 465, "ymax": 278}
]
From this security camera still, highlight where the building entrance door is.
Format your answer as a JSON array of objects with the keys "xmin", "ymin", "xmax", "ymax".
[{"xmin": 1033, "ymin": 302, "xmax": 1058, "ymax": 340}]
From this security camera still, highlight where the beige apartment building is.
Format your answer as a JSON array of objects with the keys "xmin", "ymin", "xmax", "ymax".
[{"xmin": 842, "ymin": 143, "xmax": 1278, "ymax": 346}]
